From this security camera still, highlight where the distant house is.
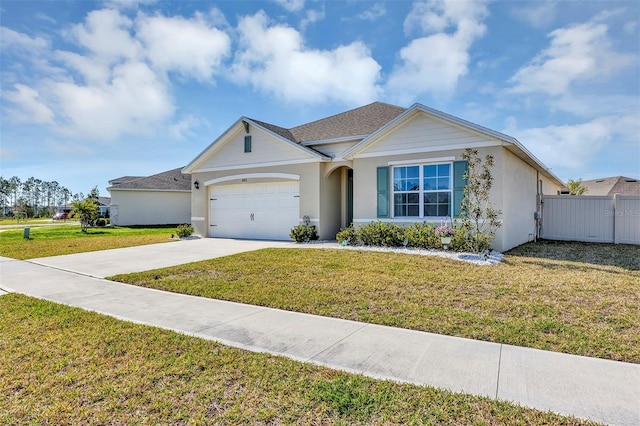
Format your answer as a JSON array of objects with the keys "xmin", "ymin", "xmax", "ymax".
[
  {"xmin": 97, "ymin": 196, "xmax": 111, "ymax": 218},
  {"xmin": 580, "ymin": 176, "xmax": 640, "ymax": 196},
  {"xmin": 183, "ymin": 102, "xmax": 563, "ymax": 251},
  {"xmin": 107, "ymin": 168, "xmax": 191, "ymax": 226}
]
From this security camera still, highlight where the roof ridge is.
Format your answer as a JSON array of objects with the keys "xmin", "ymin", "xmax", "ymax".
[{"xmin": 289, "ymin": 101, "xmax": 403, "ymax": 132}]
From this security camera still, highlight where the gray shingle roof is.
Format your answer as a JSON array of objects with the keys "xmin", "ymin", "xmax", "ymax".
[
  {"xmin": 247, "ymin": 102, "xmax": 406, "ymax": 144},
  {"xmin": 109, "ymin": 168, "xmax": 191, "ymax": 191},
  {"xmin": 109, "ymin": 176, "xmax": 144, "ymax": 185},
  {"xmin": 581, "ymin": 176, "xmax": 640, "ymax": 196}
]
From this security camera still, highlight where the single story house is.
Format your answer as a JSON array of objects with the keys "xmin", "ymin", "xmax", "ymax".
[
  {"xmin": 108, "ymin": 168, "xmax": 191, "ymax": 226},
  {"xmin": 183, "ymin": 102, "xmax": 564, "ymax": 252},
  {"xmin": 579, "ymin": 176, "xmax": 640, "ymax": 196},
  {"xmin": 97, "ymin": 196, "xmax": 111, "ymax": 218}
]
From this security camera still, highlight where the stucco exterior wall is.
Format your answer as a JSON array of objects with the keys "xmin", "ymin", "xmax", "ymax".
[
  {"xmin": 190, "ymin": 162, "xmax": 323, "ymax": 237},
  {"xmin": 353, "ymin": 146, "xmax": 503, "ymax": 218},
  {"xmin": 319, "ymin": 164, "xmax": 343, "ymax": 239},
  {"xmin": 110, "ymin": 190, "xmax": 191, "ymax": 226}
]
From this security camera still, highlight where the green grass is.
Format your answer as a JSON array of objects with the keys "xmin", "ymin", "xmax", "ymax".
[
  {"xmin": 0, "ymin": 294, "xmax": 593, "ymax": 425},
  {"xmin": 112, "ymin": 241, "xmax": 640, "ymax": 364},
  {"xmin": 0, "ymin": 217, "xmax": 56, "ymax": 225},
  {"xmin": 0, "ymin": 225, "xmax": 176, "ymax": 259}
]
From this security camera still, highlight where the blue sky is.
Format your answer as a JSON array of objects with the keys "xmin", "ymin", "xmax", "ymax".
[{"xmin": 1, "ymin": 0, "xmax": 638, "ymax": 196}]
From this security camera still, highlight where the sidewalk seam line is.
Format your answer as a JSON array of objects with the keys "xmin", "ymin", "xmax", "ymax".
[
  {"xmin": 306, "ymin": 323, "xmax": 369, "ymax": 362},
  {"xmin": 26, "ymin": 260, "xmax": 105, "ymax": 280}
]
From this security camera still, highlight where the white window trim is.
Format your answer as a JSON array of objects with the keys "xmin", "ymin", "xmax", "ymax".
[
  {"xmin": 391, "ymin": 161, "xmax": 453, "ymax": 219},
  {"xmin": 387, "ymin": 156, "xmax": 455, "ymax": 166}
]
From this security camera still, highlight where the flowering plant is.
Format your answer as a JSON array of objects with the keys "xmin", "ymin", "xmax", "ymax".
[{"xmin": 435, "ymin": 225, "xmax": 455, "ymax": 237}]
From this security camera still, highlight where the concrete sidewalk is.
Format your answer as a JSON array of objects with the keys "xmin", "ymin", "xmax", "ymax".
[{"xmin": 1, "ymin": 249, "xmax": 638, "ymax": 425}]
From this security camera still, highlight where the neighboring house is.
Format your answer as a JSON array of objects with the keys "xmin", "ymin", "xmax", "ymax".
[
  {"xmin": 108, "ymin": 168, "xmax": 191, "ymax": 226},
  {"xmin": 97, "ymin": 196, "xmax": 111, "ymax": 218},
  {"xmin": 579, "ymin": 176, "xmax": 640, "ymax": 196},
  {"xmin": 183, "ymin": 102, "xmax": 563, "ymax": 252}
]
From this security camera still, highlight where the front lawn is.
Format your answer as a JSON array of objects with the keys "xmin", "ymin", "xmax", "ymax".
[
  {"xmin": 0, "ymin": 225, "xmax": 176, "ymax": 259},
  {"xmin": 0, "ymin": 294, "xmax": 591, "ymax": 425},
  {"xmin": 112, "ymin": 241, "xmax": 640, "ymax": 364}
]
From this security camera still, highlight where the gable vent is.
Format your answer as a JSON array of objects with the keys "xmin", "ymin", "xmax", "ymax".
[{"xmin": 244, "ymin": 135, "xmax": 252, "ymax": 153}]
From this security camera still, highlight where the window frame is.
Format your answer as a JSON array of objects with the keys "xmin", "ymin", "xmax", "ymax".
[{"xmin": 391, "ymin": 162, "xmax": 453, "ymax": 219}]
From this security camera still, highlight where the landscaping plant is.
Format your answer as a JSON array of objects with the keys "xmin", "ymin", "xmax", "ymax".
[
  {"xmin": 176, "ymin": 224, "xmax": 194, "ymax": 238},
  {"xmin": 289, "ymin": 224, "xmax": 318, "ymax": 242},
  {"xmin": 459, "ymin": 148, "xmax": 502, "ymax": 253}
]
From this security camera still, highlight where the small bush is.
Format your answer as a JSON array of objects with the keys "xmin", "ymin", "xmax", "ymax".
[
  {"xmin": 290, "ymin": 224, "xmax": 318, "ymax": 243},
  {"xmin": 404, "ymin": 222, "xmax": 439, "ymax": 249},
  {"xmin": 96, "ymin": 218, "xmax": 106, "ymax": 227},
  {"xmin": 357, "ymin": 221, "xmax": 405, "ymax": 247},
  {"xmin": 176, "ymin": 224, "xmax": 194, "ymax": 238},
  {"xmin": 336, "ymin": 226, "xmax": 358, "ymax": 246}
]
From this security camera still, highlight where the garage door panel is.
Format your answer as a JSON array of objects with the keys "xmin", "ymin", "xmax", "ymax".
[{"xmin": 210, "ymin": 181, "xmax": 299, "ymax": 240}]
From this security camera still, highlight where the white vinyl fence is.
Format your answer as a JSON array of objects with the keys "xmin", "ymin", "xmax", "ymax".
[{"xmin": 541, "ymin": 195, "xmax": 640, "ymax": 245}]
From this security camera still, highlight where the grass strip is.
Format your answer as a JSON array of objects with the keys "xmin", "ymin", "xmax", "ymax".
[
  {"xmin": 112, "ymin": 241, "xmax": 640, "ymax": 364},
  {"xmin": 0, "ymin": 294, "xmax": 594, "ymax": 425},
  {"xmin": 0, "ymin": 225, "xmax": 176, "ymax": 259}
]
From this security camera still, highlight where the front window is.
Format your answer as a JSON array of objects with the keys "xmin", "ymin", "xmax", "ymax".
[{"xmin": 393, "ymin": 163, "xmax": 452, "ymax": 217}]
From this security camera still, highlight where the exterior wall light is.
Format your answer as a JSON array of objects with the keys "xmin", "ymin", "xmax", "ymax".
[{"xmin": 194, "ymin": 181, "xmax": 200, "ymax": 190}]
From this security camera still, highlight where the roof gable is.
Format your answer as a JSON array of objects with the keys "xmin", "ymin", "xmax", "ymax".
[
  {"xmin": 582, "ymin": 176, "xmax": 640, "ymax": 196},
  {"xmin": 183, "ymin": 118, "xmax": 329, "ymax": 174}
]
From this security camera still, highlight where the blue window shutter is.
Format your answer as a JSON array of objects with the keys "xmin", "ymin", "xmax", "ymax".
[
  {"xmin": 377, "ymin": 166, "xmax": 390, "ymax": 218},
  {"xmin": 244, "ymin": 135, "xmax": 252, "ymax": 153},
  {"xmin": 453, "ymin": 160, "xmax": 468, "ymax": 217}
]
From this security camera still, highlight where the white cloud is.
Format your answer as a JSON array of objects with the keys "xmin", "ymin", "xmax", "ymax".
[
  {"xmin": 168, "ymin": 114, "xmax": 204, "ymax": 140},
  {"xmin": 68, "ymin": 8, "xmax": 141, "ymax": 62},
  {"xmin": 50, "ymin": 61, "xmax": 174, "ymax": 140},
  {"xmin": 510, "ymin": 20, "xmax": 637, "ymax": 96},
  {"xmin": 0, "ymin": 26, "xmax": 49, "ymax": 51},
  {"xmin": 136, "ymin": 11, "xmax": 230, "ymax": 81},
  {"xmin": 3, "ymin": 84, "xmax": 54, "ymax": 124},
  {"xmin": 2, "ymin": 7, "xmax": 234, "ymax": 142},
  {"xmin": 510, "ymin": 1, "xmax": 557, "ymax": 29},
  {"xmin": 386, "ymin": 0, "xmax": 488, "ymax": 102},
  {"xmin": 356, "ymin": 3, "xmax": 386, "ymax": 22},
  {"xmin": 231, "ymin": 12, "xmax": 381, "ymax": 105},
  {"xmin": 273, "ymin": 0, "xmax": 305, "ymax": 12},
  {"xmin": 300, "ymin": 8, "xmax": 325, "ymax": 31},
  {"xmin": 509, "ymin": 118, "xmax": 617, "ymax": 173}
]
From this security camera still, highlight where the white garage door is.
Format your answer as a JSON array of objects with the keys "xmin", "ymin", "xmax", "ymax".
[{"xmin": 209, "ymin": 181, "xmax": 299, "ymax": 240}]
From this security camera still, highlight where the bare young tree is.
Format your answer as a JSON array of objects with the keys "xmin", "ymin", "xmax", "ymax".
[{"xmin": 459, "ymin": 148, "xmax": 502, "ymax": 253}]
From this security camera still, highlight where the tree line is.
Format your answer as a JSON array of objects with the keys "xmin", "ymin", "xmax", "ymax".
[{"xmin": 0, "ymin": 176, "xmax": 87, "ymax": 218}]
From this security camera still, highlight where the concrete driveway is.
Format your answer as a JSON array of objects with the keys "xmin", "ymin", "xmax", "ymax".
[{"xmin": 29, "ymin": 238, "xmax": 296, "ymax": 278}]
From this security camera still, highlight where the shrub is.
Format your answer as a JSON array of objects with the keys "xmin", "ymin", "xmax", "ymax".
[
  {"xmin": 176, "ymin": 224, "xmax": 194, "ymax": 238},
  {"xmin": 357, "ymin": 221, "xmax": 405, "ymax": 247},
  {"xmin": 404, "ymin": 222, "xmax": 439, "ymax": 249},
  {"xmin": 96, "ymin": 218, "xmax": 106, "ymax": 227},
  {"xmin": 336, "ymin": 226, "xmax": 358, "ymax": 246},
  {"xmin": 290, "ymin": 224, "xmax": 318, "ymax": 243}
]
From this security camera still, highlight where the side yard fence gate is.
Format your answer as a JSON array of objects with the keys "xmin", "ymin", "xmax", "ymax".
[{"xmin": 540, "ymin": 195, "xmax": 640, "ymax": 245}]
